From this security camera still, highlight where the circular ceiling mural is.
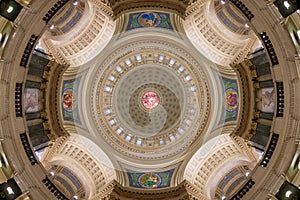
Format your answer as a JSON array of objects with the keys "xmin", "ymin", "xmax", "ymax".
[
  {"xmin": 141, "ymin": 91, "xmax": 160, "ymax": 110},
  {"xmin": 90, "ymin": 43, "xmax": 212, "ymax": 162},
  {"xmin": 138, "ymin": 12, "xmax": 162, "ymax": 27},
  {"xmin": 225, "ymin": 87, "xmax": 238, "ymax": 112},
  {"xmin": 138, "ymin": 173, "xmax": 162, "ymax": 188},
  {"xmin": 62, "ymin": 88, "xmax": 76, "ymax": 112}
]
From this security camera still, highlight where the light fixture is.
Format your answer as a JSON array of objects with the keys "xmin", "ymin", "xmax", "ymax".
[
  {"xmin": 7, "ymin": 6, "xmax": 14, "ymax": 13},
  {"xmin": 245, "ymin": 23, "xmax": 250, "ymax": 28},
  {"xmin": 116, "ymin": 129, "xmax": 122, "ymax": 135},
  {"xmin": 136, "ymin": 139, "xmax": 142, "ymax": 146},
  {"xmin": 50, "ymin": 171, "xmax": 54, "ymax": 176},
  {"xmin": 178, "ymin": 65, "xmax": 185, "ymax": 72},
  {"xmin": 170, "ymin": 135, "xmax": 175, "ymax": 142},
  {"xmin": 136, "ymin": 54, "xmax": 142, "ymax": 61},
  {"xmin": 186, "ymin": 119, "xmax": 192, "ymax": 125},
  {"xmin": 125, "ymin": 135, "xmax": 131, "ymax": 142},
  {"xmin": 259, "ymin": 154, "xmax": 263, "ymax": 160},
  {"xmin": 221, "ymin": 0, "xmax": 226, "ymax": 5},
  {"xmin": 179, "ymin": 129, "xmax": 185, "ymax": 135},
  {"xmin": 222, "ymin": 196, "xmax": 226, "ymax": 200},
  {"xmin": 104, "ymin": 109, "xmax": 111, "ymax": 115},
  {"xmin": 159, "ymin": 55, "xmax": 164, "ymax": 61},
  {"xmin": 245, "ymin": 172, "xmax": 250, "ymax": 177},
  {"xmin": 108, "ymin": 75, "xmax": 115, "ymax": 81},
  {"xmin": 159, "ymin": 140, "xmax": 164, "ymax": 145},
  {"xmin": 185, "ymin": 75, "xmax": 192, "ymax": 81},
  {"xmin": 73, "ymin": 195, "xmax": 78, "ymax": 200},
  {"xmin": 190, "ymin": 86, "xmax": 196, "ymax": 91},
  {"xmin": 169, "ymin": 58, "xmax": 175, "ymax": 65},
  {"xmin": 125, "ymin": 59, "xmax": 131, "ymax": 66},
  {"xmin": 115, "ymin": 66, "xmax": 122, "ymax": 72},
  {"xmin": 285, "ymin": 190, "xmax": 292, "ymax": 198},
  {"xmin": 73, "ymin": 0, "xmax": 78, "ymax": 6},
  {"xmin": 36, "ymin": 153, "xmax": 42, "ymax": 160},
  {"xmin": 104, "ymin": 86, "xmax": 111, "ymax": 92},
  {"xmin": 6, "ymin": 187, "xmax": 14, "ymax": 195},
  {"xmin": 190, "ymin": 108, "xmax": 196, "ymax": 114},
  {"xmin": 284, "ymin": 1, "xmax": 291, "ymax": 9},
  {"xmin": 109, "ymin": 119, "xmax": 115, "ymax": 125},
  {"xmin": 49, "ymin": 24, "xmax": 54, "ymax": 30}
]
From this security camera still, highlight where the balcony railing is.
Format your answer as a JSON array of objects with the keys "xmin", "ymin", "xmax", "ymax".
[
  {"xmin": 230, "ymin": 179, "xmax": 255, "ymax": 200},
  {"xmin": 42, "ymin": 177, "xmax": 68, "ymax": 200},
  {"xmin": 276, "ymin": 82, "xmax": 284, "ymax": 117},
  {"xmin": 260, "ymin": 133, "xmax": 279, "ymax": 167},
  {"xmin": 259, "ymin": 32, "xmax": 279, "ymax": 66},
  {"xmin": 15, "ymin": 83, "xmax": 23, "ymax": 117},
  {"xmin": 229, "ymin": 0, "xmax": 254, "ymax": 20},
  {"xmin": 20, "ymin": 35, "xmax": 39, "ymax": 67},
  {"xmin": 42, "ymin": 0, "xmax": 70, "ymax": 23},
  {"xmin": 20, "ymin": 133, "xmax": 38, "ymax": 165}
]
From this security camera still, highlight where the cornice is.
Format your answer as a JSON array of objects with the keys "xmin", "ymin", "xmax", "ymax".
[
  {"xmin": 230, "ymin": 59, "xmax": 256, "ymax": 139},
  {"xmin": 44, "ymin": 60, "xmax": 70, "ymax": 140},
  {"xmin": 109, "ymin": 0, "xmax": 189, "ymax": 20}
]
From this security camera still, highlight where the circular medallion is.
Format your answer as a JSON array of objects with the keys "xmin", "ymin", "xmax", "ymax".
[
  {"xmin": 62, "ymin": 88, "xmax": 76, "ymax": 112},
  {"xmin": 225, "ymin": 87, "xmax": 238, "ymax": 112},
  {"xmin": 138, "ymin": 173, "xmax": 161, "ymax": 188},
  {"xmin": 141, "ymin": 91, "xmax": 159, "ymax": 109},
  {"xmin": 138, "ymin": 12, "xmax": 161, "ymax": 27}
]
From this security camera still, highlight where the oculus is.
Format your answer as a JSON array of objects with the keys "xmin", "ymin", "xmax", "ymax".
[{"xmin": 141, "ymin": 91, "xmax": 159, "ymax": 109}]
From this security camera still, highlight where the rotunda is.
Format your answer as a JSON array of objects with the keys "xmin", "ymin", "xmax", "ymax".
[{"xmin": 0, "ymin": 0, "xmax": 299, "ymax": 200}]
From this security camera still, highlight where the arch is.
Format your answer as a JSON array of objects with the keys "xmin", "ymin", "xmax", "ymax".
[
  {"xmin": 41, "ymin": 134, "xmax": 117, "ymax": 198},
  {"xmin": 183, "ymin": 134, "xmax": 254, "ymax": 198},
  {"xmin": 41, "ymin": 0, "xmax": 116, "ymax": 67},
  {"xmin": 183, "ymin": 0, "xmax": 257, "ymax": 66},
  {"xmin": 67, "ymin": 133, "xmax": 117, "ymax": 182},
  {"xmin": 47, "ymin": 156, "xmax": 95, "ymax": 198}
]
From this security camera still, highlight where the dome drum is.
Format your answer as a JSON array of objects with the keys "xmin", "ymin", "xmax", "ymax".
[
  {"xmin": 1, "ymin": 0, "xmax": 298, "ymax": 199},
  {"xmin": 91, "ymin": 47, "xmax": 211, "ymax": 163}
]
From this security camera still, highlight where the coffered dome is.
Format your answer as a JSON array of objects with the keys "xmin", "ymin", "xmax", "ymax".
[
  {"xmin": 90, "ymin": 47, "xmax": 211, "ymax": 163},
  {"xmin": 1, "ymin": 0, "xmax": 299, "ymax": 200},
  {"xmin": 40, "ymin": 0, "xmax": 255, "ymax": 195}
]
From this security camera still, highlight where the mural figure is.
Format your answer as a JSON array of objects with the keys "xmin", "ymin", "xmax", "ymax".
[
  {"xmin": 127, "ymin": 12, "xmax": 172, "ymax": 30},
  {"xmin": 62, "ymin": 88, "xmax": 76, "ymax": 112},
  {"xmin": 138, "ymin": 12, "xmax": 161, "ymax": 27},
  {"xmin": 128, "ymin": 170, "xmax": 173, "ymax": 188},
  {"xmin": 62, "ymin": 78, "xmax": 82, "ymax": 124},
  {"xmin": 262, "ymin": 87, "xmax": 275, "ymax": 113},
  {"xmin": 24, "ymin": 88, "xmax": 39, "ymax": 113},
  {"xmin": 225, "ymin": 87, "xmax": 238, "ymax": 112},
  {"xmin": 138, "ymin": 173, "xmax": 161, "ymax": 188}
]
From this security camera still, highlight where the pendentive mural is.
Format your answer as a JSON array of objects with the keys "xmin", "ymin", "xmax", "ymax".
[
  {"xmin": 220, "ymin": 77, "xmax": 239, "ymax": 122},
  {"xmin": 62, "ymin": 77, "xmax": 81, "ymax": 124},
  {"xmin": 127, "ymin": 169, "xmax": 174, "ymax": 189},
  {"xmin": 126, "ymin": 12, "xmax": 173, "ymax": 31}
]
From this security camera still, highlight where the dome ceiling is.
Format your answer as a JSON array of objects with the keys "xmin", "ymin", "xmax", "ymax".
[
  {"xmin": 39, "ymin": 0, "xmax": 260, "ymax": 195},
  {"xmin": 0, "ymin": 0, "xmax": 299, "ymax": 199},
  {"xmin": 91, "ymin": 47, "xmax": 211, "ymax": 163}
]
